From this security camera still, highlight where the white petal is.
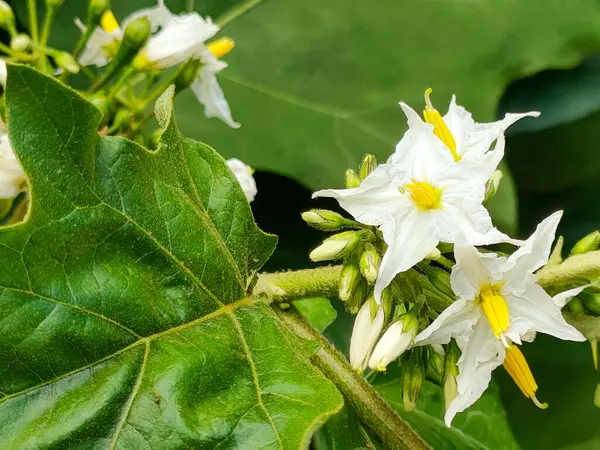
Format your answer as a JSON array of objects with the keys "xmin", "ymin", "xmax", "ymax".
[
  {"xmin": 368, "ymin": 321, "xmax": 413, "ymax": 370},
  {"xmin": 349, "ymin": 302, "xmax": 385, "ymax": 372},
  {"xmin": 450, "ymin": 235, "xmax": 493, "ymax": 300},
  {"xmin": 552, "ymin": 285, "xmax": 590, "ymax": 308},
  {"xmin": 77, "ymin": 27, "xmax": 120, "ymax": 67},
  {"xmin": 192, "ymin": 57, "xmax": 240, "ymax": 129},
  {"xmin": 445, "ymin": 318, "xmax": 503, "ymax": 426},
  {"xmin": 226, "ymin": 158, "xmax": 256, "ymax": 203},
  {"xmin": 142, "ymin": 14, "xmax": 219, "ymax": 69},
  {"xmin": 414, "ymin": 298, "xmax": 480, "ymax": 346},
  {"xmin": 0, "ymin": 134, "xmax": 26, "ymax": 199},
  {"xmin": 0, "ymin": 58, "xmax": 6, "ymax": 85},
  {"xmin": 374, "ymin": 211, "xmax": 438, "ymax": 301},
  {"xmin": 122, "ymin": 0, "xmax": 176, "ymax": 31},
  {"xmin": 505, "ymin": 282, "xmax": 586, "ymax": 343},
  {"xmin": 313, "ymin": 164, "xmax": 409, "ymax": 227},
  {"xmin": 504, "ymin": 211, "xmax": 563, "ymax": 287}
]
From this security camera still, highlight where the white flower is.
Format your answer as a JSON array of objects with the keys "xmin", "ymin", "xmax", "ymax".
[
  {"xmin": 0, "ymin": 133, "xmax": 26, "ymax": 199},
  {"xmin": 227, "ymin": 158, "xmax": 256, "ymax": 203},
  {"xmin": 389, "ymin": 89, "xmax": 539, "ymax": 183},
  {"xmin": 191, "ymin": 48, "xmax": 240, "ymax": 128},
  {"xmin": 314, "ymin": 146, "xmax": 518, "ymax": 302},
  {"xmin": 414, "ymin": 211, "xmax": 586, "ymax": 426},
  {"xmin": 76, "ymin": 10, "xmax": 123, "ymax": 68},
  {"xmin": 368, "ymin": 314, "xmax": 417, "ymax": 371},
  {"xmin": 0, "ymin": 57, "xmax": 6, "ymax": 85},
  {"xmin": 350, "ymin": 300, "xmax": 385, "ymax": 374}
]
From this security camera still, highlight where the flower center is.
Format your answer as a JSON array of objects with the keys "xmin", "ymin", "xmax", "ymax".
[
  {"xmin": 423, "ymin": 88, "xmax": 461, "ymax": 162},
  {"xmin": 100, "ymin": 10, "xmax": 120, "ymax": 33},
  {"xmin": 208, "ymin": 37, "xmax": 236, "ymax": 59},
  {"xmin": 404, "ymin": 180, "xmax": 442, "ymax": 210},
  {"xmin": 478, "ymin": 284, "xmax": 510, "ymax": 346},
  {"xmin": 503, "ymin": 345, "xmax": 548, "ymax": 409}
]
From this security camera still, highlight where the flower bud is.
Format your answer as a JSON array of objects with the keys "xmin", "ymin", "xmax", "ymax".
[
  {"xmin": 359, "ymin": 154, "xmax": 377, "ymax": 180},
  {"xmin": 345, "ymin": 169, "xmax": 360, "ymax": 188},
  {"xmin": 566, "ymin": 296, "xmax": 585, "ymax": 314},
  {"xmin": 89, "ymin": 0, "xmax": 111, "ymax": 20},
  {"xmin": 338, "ymin": 263, "xmax": 360, "ymax": 302},
  {"xmin": 109, "ymin": 109, "xmax": 132, "ymax": 133},
  {"xmin": 484, "ymin": 170, "xmax": 503, "ymax": 203},
  {"xmin": 0, "ymin": 1, "xmax": 15, "ymax": 32},
  {"xmin": 302, "ymin": 209, "xmax": 351, "ymax": 231},
  {"xmin": 368, "ymin": 314, "xmax": 418, "ymax": 371},
  {"xmin": 580, "ymin": 291, "xmax": 600, "ymax": 315},
  {"xmin": 45, "ymin": 0, "xmax": 65, "ymax": 7},
  {"xmin": 10, "ymin": 34, "xmax": 30, "ymax": 52},
  {"xmin": 570, "ymin": 231, "xmax": 600, "ymax": 256},
  {"xmin": 309, "ymin": 230, "xmax": 369, "ymax": 262},
  {"xmin": 424, "ymin": 248, "xmax": 441, "ymax": 260},
  {"xmin": 346, "ymin": 280, "xmax": 367, "ymax": 314},
  {"xmin": 402, "ymin": 347, "xmax": 425, "ymax": 412},
  {"xmin": 443, "ymin": 340, "xmax": 461, "ymax": 409},
  {"xmin": 428, "ymin": 344, "xmax": 445, "ymax": 377},
  {"xmin": 53, "ymin": 52, "xmax": 79, "ymax": 74},
  {"xmin": 359, "ymin": 244, "xmax": 381, "ymax": 284},
  {"xmin": 350, "ymin": 298, "xmax": 385, "ymax": 374},
  {"xmin": 174, "ymin": 58, "xmax": 202, "ymax": 93},
  {"xmin": 425, "ymin": 266, "xmax": 455, "ymax": 301},
  {"xmin": 123, "ymin": 16, "xmax": 151, "ymax": 49},
  {"xmin": 594, "ymin": 383, "xmax": 600, "ymax": 409}
]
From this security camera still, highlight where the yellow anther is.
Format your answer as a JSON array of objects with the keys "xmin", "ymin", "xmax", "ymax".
[
  {"xmin": 208, "ymin": 37, "xmax": 236, "ymax": 59},
  {"xmin": 100, "ymin": 10, "xmax": 120, "ymax": 33},
  {"xmin": 503, "ymin": 345, "xmax": 548, "ymax": 409},
  {"xmin": 423, "ymin": 88, "xmax": 460, "ymax": 162},
  {"xmin": 404, "ymin": 180, "xmax": 442, "ymax": 210},
  {"xmin": 133, "ymin": 53, "xmax": 155, "ymax": 71},
  {"xmin": 479, "ymin": 284, "xmax": 510, "ymax": 344}
]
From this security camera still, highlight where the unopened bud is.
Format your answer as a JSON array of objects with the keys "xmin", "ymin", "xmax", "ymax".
[
  {"xmin": 338, "ymin": 263, "xmax": 361, "ymax": 302},
  {"xmin": 428, "ymin": 344, "xmax": 445, "ymax": 377},
  {"xmin": 595, "ymin": 383, "xmax": 600, "ymax": 409},
  {"xmin": 359, "ymin": 244, "xmax": 381, "ymax": 284},
  {"xmin": 149, "ymin": 128, "xmax": 163, "ymax": 149},
  {"xmin": 484, "ymin": 170, "xmax": 503, "ymax": 203},
  {"xmin": 109, "ymin": 109, "xmax": 131, "ymax": 133},
  {"xmin": 347, "ymin": 281, "xmax": 367, "ymax": 315},
  {"xmin": 369, "ymin": 314, "xmax": 418, "ymax": 371},
  {"xmin": 0, "ymin": 1, "xmax": 14, "ymax": 31},
  {"xmin": 174, "ymin": 58, "xmax": 201, "ymax": 93},
  {"xmin": 425, "ymin": 266, "xmax": 455, "ymax": 301},
  {"xmin": 53, "ymin": 52, "xmax": 79, "ymax": 74},
  {"xmin": 45, "ymin": 0, "xmax": 65, "ymax": 7},
  {"xmin": 302, "ymin": 209, "xmax": 351, "ymax": 231},
  {"xmin": 571, "ymin": 231, "xmax": 600, "ymax": 256},
  {"xmin": 89, "ymin": 95, "xmax": 113, "ymax": 127},
  {"xmin": 580, "ymin": 291, "xmax": 600, "ymax": 315},
  {"xmin": 443, "ymin": 340, "xmax": 460, "ymax": 409},
  {"xmin": 424, "ymin": 248, "xmax": 441, "ymax": 260},
  {"xmin": 309, "ymin": 230, "xmax": 370, "ymax": 262},
  {"xmin": 359, "ymin": 154, "xmax": 377, "ymax": 180},
  {"xmin": 123, "ymin": 16, "xmax": 151, "ymax": 48},
  {"xmin": 10, "ymin": 34, "xmax": 30, "ymax": 52},
  {"xmin": 345, "ymin": 169, "xmax": 360, "ymax": 188},
  {"xmin": 350, "ymin": 299, "xmax": 385, "ymax": 374},
  {"xmin": 89, "ymin": 0, "xmax": 111, "ymax": 21},
  {"xmin": 566, "ymin": 297, "xmax": 585, "ymax": 314},
  {"xmin": 402, "ymin": 348, "xmax": 425, "ymax": 412}
]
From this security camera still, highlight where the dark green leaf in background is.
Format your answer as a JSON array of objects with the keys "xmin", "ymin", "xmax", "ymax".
[{"xmin": 0, "ymin": 65, "xmax": 343, "ymax": 448}]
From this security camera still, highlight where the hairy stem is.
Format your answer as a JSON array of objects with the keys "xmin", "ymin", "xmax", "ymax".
[
  {"xmin": 254, "ymin": 265, "xmax": 342, "ymax": 302},
  {"xmin": 276, "ymin": 308, "xmax": 431, "ymax": 450}
]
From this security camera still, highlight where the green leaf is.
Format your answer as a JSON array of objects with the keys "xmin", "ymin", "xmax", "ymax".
[
  {"xmin": 313, "ymin": 405, "xmax": 376, "ymax": 450},
  {"xmin": 293, "ymin": 297, "xmax": 337, "ymax": 332},
  {"xmin": 0, "ymin": 65, "xmax": 343, "ymax": 448},
  {"xmin": 375, "ymin": 378, "xmax": 520, "ymax": 450}
]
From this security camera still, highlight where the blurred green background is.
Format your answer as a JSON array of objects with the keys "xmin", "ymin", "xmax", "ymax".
[{"xmin": 11, "ymin": 0, "xmax": 600, "ymax": 448}]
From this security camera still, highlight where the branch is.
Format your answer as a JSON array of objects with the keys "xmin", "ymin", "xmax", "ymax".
[
  {"xmin": 276, "ymin": 308, "xmax": 431, "ymax": 450},
  {"xmin": 254, "ymin": 265, "xmax": 342, "ymax": 302}
]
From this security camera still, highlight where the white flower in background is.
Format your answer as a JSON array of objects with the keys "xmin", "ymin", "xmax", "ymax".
[
  {"xmin": 227, "ymin": 158, "xmax": 256, "ymax": 203},
  {"xmin": 0, "ymin": 133, "xmax": 26, "ymax": 199},
  {"xmin": 414, "ymin": 211, "xmax": 586, "ymax": 426},
  {"xmin": 368, "ymin": 313, "xmax": 418, "ymax": 371},
  {"xmin": 76, "ymin": 10, "xmax": 123, "ymax": 67},
  {"xmin": 314, "ymin": 141, "xmax": 519, "ymax": 302},
  {"xmin": 349, "ymin": 300, "xmax": 385, "ymax": 373},
  {"xmin": 0, "ymin": 57, "xmax": 6, "ymax": 85}
]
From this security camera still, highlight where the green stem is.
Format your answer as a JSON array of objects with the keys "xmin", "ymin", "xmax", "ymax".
[
  {"xmin": 39, "ymin": 6, "xmax": 56, "ymax": 48},
  {"xmin": 253, "ymin": 265, "xmax": 342, "ymax": 302},
  {"xmin": 28, "ymin": 0, "xmax": 39, "ymax": 43},
  {"xmin": 537, "ymin": 250, "xmax": 600, "ymax": 288},
  {"xmin": 276, "ymin": 308, "xmax": 431, "ymax": 450}
]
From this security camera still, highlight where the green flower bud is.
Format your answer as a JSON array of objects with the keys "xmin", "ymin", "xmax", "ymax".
[
  {"xmin": 338, "ymin": 263, "xmax": 361, "ymax": 302},
  {"xmin": 123, "ymin": 17, "xmax": 151, "ymax": 48},
  {"xmin": 0, "ymin": 197, "xmax": 13, "ymax": 220},
  {"xmin": 345, "ymin": 169, "xmax": 361, "ymax": 188},
  {"xmin": 89, "ymin": 95, "xmax": 113, "ymax": 127},
  {"xmin": 109, "ymin": 109, "xmax": 132, "ymax": 134},
  {"xmin": 594, "ymin": 383, "xmax": 600, "ymax": 409},
  {"xmin": 347, "ymin": 281, "xmax": 367, "ymax": 314},
  {"xmin": 443, "ymin": 340, "xmax": 460, "ymax": 409},
  {"xmin": 359, "ymin": 244, "xmax": 381, "ymax": 284},
  {"xmin": 149, "ymin": 128, "xmax": 163, "ymax": 149},
  {"xmin": 570, "ymin": 231, "xmax": 600, "ymax": 256},
  {"xmin": 309, "ymin": 230, "xmax": 370, "ymax": 262},
  {"xmin": 359, "ymin": 154, "xmax": 377, "ymax": 180},
  {"xmin": 428, "ymin": 344, "xmax": 445, "ymax": 377},
  {"xmin": 0, "ymin": 1, "xmax": 15, "ymax": 32},
  {"xmin": 302, "ymin": 209, "xmax": 351, "ymax": 231},
  {"xmin": 580, "ymin": 291, "xmax": 600, "ymax": 315},
  {"xmin": 53, "ymin": 52, "xmax": 79, "ymax": 74},
  {"xmin": 174, "ymin": 58, "xmax": 201, "ymax": 94},
  {"xmin": 402, "ymin": 347, "xmax": 425, "ymax": 412},
  {"xmin": 45, "ymin": 0, "xmax": 65, "ymax": 7},
  {"xmin": 484, "ymin": 170, "xmax": 503, "ymax": 203},
  {"xmin": 566, "ymin": 296, "xmax": 585, "ymax": 314},
  {"xmin": 89, "ymin": 0, "xmax": 111, "ymax": 19},
  {"xmin": 424, "ymin": 266, "xmax": 455, "ymax": 301},
  {"xmin": 10, "ymin": 34, "xmax": 30, "ymax": 52},
  {"xmin": 132, "ymin": 133, "xmax": 146, "ymax": 146}
]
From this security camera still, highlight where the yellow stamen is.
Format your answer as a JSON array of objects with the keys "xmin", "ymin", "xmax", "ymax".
[
  {"xmin": 479, "ymin": 284, "xmax": 510, "ymax": 345},
  {"xmin": 423, "ymin": 88, "xmax": 460, "ymax": 162},
  {"xmin": 100, "ymin": 10, "xmax": 120, "ymax": 33},
  {"xmin": 208, "ymin": 37, "xmax": 236, "ymax": 59},
  {"xmin": 404, "ymin": 180, "xmax": 442, "ymax": 210},
  {"xmin": 133, "ymin": 53, "xmax": 155, "ymax": 71},
  {"xmin": 503, "ymin": 345, "xmax": 548, "ymax": 409}
]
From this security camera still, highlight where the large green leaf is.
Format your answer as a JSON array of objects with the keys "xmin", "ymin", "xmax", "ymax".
[{"xmin": 0, "ymin": 65, "xmax": 343, "ymax": 448}]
